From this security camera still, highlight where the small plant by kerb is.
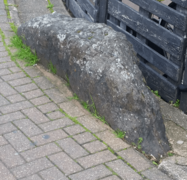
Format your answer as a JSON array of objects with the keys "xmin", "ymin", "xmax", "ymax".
[
  {"xmin": 47, "ymin": 0, "xmax": 54, "ymax": 13},
  {"xmin": 9, "ymin": 24, "xmax": 39, "ymax": 66},
  {"xmin": 170, "ymin": 99, "xmax": 180, "ymax": 108},
  {"xmin": 49, "ymin": 62, "xmax": 57, "ymax": 74},
  {"xmin": 167, "ymin": 152, "xmax": 174, "ymax": 156},
  {"xmin": 137, "ymin": 137, "xmax": 143, "ymax": 150},
  {"xmin": 151, "ymin": 90, "xmax": 161, "ymax": 98},
  {"xmin": 113, "ymin": 129, "xmax": 126, "ymax": 139},
  {"xmin": 68, "ymin": 93, "xmax": 79, "ymax": 100}
]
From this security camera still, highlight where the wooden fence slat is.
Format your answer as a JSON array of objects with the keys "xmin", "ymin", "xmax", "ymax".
[
  {"xmin": 171, "ymin": 0, "xmax": 187, "ymax": 8},
  {"xmin": 97, "ymin": 0, "xmax": 108, "ymax": 23},
  {"xmin": 129, "ymin": 0, "xmax": 187, "ymax": 31},
  {"xmin": 108, "ymin": 0, "xmax": 184, "ymax": 60},
  {"xmin": 68, "ymin": 0, "xmax": 92, "ymax": 21},
  {"xmin": 139, "ymin": 61, "xmax": 178, "ymax": 102},
  {"xmin": 107, "ymin": 20, "xmax": 180, "ymax": 81},
  {"xmin": 77, "ymin": 0, "xmax": 98, "ymax": 22}
]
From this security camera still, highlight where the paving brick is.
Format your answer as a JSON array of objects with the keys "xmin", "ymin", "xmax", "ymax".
[
  {"xmin": 11, "ymin": 157, "xmax": 53, "ymax": 179},
  {"xmin": 0, "ymin": 135, "xmax": 8, "ymax": 146},
  {"xmin": 77, "ymin": 150, "xmax": 116, "ymax": 168},
  {"xmin": 106, "ymin": 160, "xmax": 142, "ymax": 180},
  {"xmin": 59, "ymin": 101, "xmax": 85, "ymax": 117},
  {"xmin": 15, "ymin": 83, "xmax": 38, "ymax": 93},
  {"xmin": 20, "ymin": 174, "xmax": 42, "ymax": 180},
  {"xmin": 34, "ymin": 76, "xmax": 54, "ymax": 90},
  {"xmin": 142, "ymin": 167, "xmax": 171, "ymax": 180},
  {"xmin": 77, "ymin": 115, "xmax": 107, "ymax": 133},
  {"xmin": 39, "ymin": 166, "xmax": 69, "ymax": 180},
  {"xmin": 0, "ymin": 111, "xmax": 25, "ymax": 124},
  {"xmin": 69, "ymin": 164, "xmax": 112, "ymax": 180},
  {"xmin": 101, "ymin": 175, "xmax": 121, "ymax": 180},
  {"xmin": 23, "ymin": 66, "xmax": 42, "ymax": 78},
  {"xmin": 13, "ymin": 119, "xmax": 42, "ymax": 137},
  {"xmin": 0, "ymin": 68, "xmax": 11, "ymax": 76},
  {"xmin": 0, "ymin": 94, "xmax": 10, "ymax": 107},
  {"xmin": 0, "ymin": 101, "xmax": 33, "ymax": 114},
  {"xmin": 0, "ymin": 144, "xmax": 25, "ymax": 168},
  {"xmin": 49, "ymin": 152, "xmax": 82, "ymax": 175},
  {"xmin": 83, "ymin": 140, "xmax": 107, "ymax": 153},
  {"xmin": 0, "ymin": 123, "xmax": 17, "ymax": 135},
  {"xmin": 0, "ymin": 82, "xmax": 17, "ymax": 96},
  {"xmin": 0, "ymin": 78, "xmax": 3, "ymax": 83},
  {"xmin": 64, "ymin": 124, "xmax": 85, "ymax": 135},
  {"xmin": 22, "ymin": 107, "xmax": 50, "ymax": 124},
  {"xmin": 30, "ymin": 96, "xmax": 51, "ymax": 106},
  {"xmin": 73, "ymin": 132, "xmax": 96, "ymax": 144},
  {"xmin": 8, "ymin": 77, "xmax": 32, "ymax": 87},
  {"xmin": 47, "ymin": 110, "xmax": 65, "ymax": 120},
  {"xmin": 118, "ymin": 148, "xmax": 153, "ymax": 172},
  {"xmin": 21, "ymin": 143, "xmax": 61, "ymax": 162},
  {"xmin": 0, "ymin": 23, "xmax": 11, "ymax": 31},
  {"xmin": 31, "ymin": 129, "xmax": 68, "ymax": 146},
  {"xmin": 22, "ymin": 89, "xmax": 43, "ymax": 99},
  {"xmin": 6, "ymin": 94, "xmax": 25, "ymax": 103},
  {"xmin": 0, "ymin": 46, "xmax": 6, "ymax": 52},
  {"xmin": 57, "ymin": 138, "xmax": 88, "ymax": 159},
  {"xmin": 0, "ymin": 9, "xmax": 6, "ymax": 15},
  {"xmin": 4, "ymin": 130, "xmax": 34, "ymax": 152},
  {"xmin": 9, "ymin": 67, "xmax": 21, "ymax": 73},
  {"xmin": 39, "ymin": 118, "xmax": 74, "ymax": 132},
  {"xmin": 96, "ymin": 130, "xmax": 130, "ymax": 151},
  {"xmin": 44, "ymin": 88, "xmax": 67, "ymax": 103},
  {"xmin": 0, "ymin": 161, "xmax": 16, "ymax": 180},
  {"xmin": 38, "ymin": 102, "xmax": 58, "ymax": 113},
  {"xmin": 1, "ymin": 72, "xmax": 26, "ymax": 81},
  {"xmin": 0, "ymin": 51, "xmax": 8, "ymax": 57}
]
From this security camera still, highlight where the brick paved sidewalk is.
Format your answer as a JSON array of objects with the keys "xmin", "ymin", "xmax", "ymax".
[{"xmin": 0, "ymin": 1, "xmax": 173, "ymax": 180}]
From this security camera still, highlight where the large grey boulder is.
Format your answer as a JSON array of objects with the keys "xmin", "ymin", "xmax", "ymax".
[{"xmin": 17, "ymin": 12, "xmax": 170, "ymax": 158}]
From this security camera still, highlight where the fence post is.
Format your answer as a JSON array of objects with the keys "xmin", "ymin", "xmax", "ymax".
[
  {"xmin": 96, "ymin": 0, "xmax": 108, "ymax": 23},
  {"xmin": 176, "ymin": 6, "xmax": 187, "ymax": 113}
]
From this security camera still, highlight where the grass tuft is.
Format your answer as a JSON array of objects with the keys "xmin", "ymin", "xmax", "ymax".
[
  {"xmin": 81, "ymin": 96, "xmax": 107, "ymax": 124},
  {"xmin": 47, "ymin": 0, "xmax": 54, "ymax": 13},
  {"xmin": 8, "ymin": 24, "xmax": 39, "ymax": 66},
  {"xmin": 113, "ymin": 129, "xmax": 126, "ymax": 139},
  {"xmin": 49, "ymin": 62, "xmax": 57, "ymax": 74},
  {"xmin": 68, "ymin": 93, "xmax": 79, "ymax": 100}
]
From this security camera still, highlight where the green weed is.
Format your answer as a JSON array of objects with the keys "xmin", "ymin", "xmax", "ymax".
[
  {"xmin": 174, "ymin": 99, "xmax": 180, "ymax": 108},
  {"xmin": 59, "ymin": 109, "xmax": 80, "ymax": 124},
  {"xmin": 113, "ymin": 129, "xmax": 126, "ymax": 139},
  {"xmin": 49, "ymin": 62, "xmax": 57, "ymax": 74},
  {"xmin": 81, "ymin": 96, "xmax": 107, "ymax": 124},
  {"xmin": 170, "ymin": 99, "xmax": 180, "ymax": 108},
  {"xmin": 68, "ymin": 93, "xmax": 79, "ymax": 100},
  {"xmin": 47, "ymin": 0, "xmax": 54, "ymax": 13},
  {"xmin": 10, "ymin": 34, "xmax": 39, "ymax": 66},
  {"xmin": 167, "ymin": 152, "xmax": 174, "ymax": 156},
  {"xmin": 3, "ymin": 0, "xmax": 11, "ymax": 19},
  {"xmin": 137, "ymin": 137, "xmax": 143, "ymax": 150},
  {"xmin": 9, "ymin": 23, "xmax": 17, "ymax": 33},
  {"xmin": 151, "ymin": 90, "xmax": 161, "ymax": 98},
  {"xmin": 152, "ymin": 161, "xmax": 158, "ymax": 166},
  {"xmin": 65, "ymin": 74, "xmax": 70, "ymax": 86}
]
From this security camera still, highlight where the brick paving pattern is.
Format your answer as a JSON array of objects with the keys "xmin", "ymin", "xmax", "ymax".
[{"xmin": 0, "ymin": 0, "xmax": 172, "ymax": 179}]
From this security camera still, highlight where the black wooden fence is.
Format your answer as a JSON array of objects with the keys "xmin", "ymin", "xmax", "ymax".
[{"xmin": 64, "ymin": 0, "xmax": 187, "ymax": 113}]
